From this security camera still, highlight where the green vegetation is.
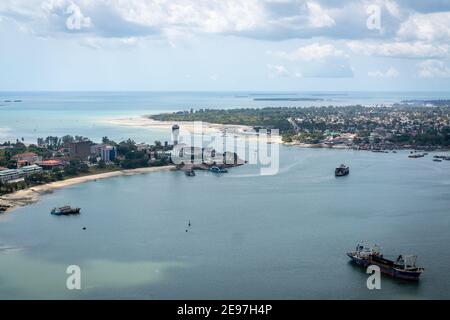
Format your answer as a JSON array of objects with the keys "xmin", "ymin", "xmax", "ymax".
[
  {"xmin": 150, "ymin": 105, "xmax": 450, "ymax": 148},
  {"xmin": 0, "ymin": 136, "xmax": 173, "ymax": 196}
]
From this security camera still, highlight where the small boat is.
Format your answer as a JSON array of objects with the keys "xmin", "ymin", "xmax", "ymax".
[
  {"xmin": 185, "ymin": 169, "xmax": 196, "ymax": 176},
  {"xmin": 335, "ymin": 164, "xmax": 349, "ymax": 177},
  {"xmin": 433, "ymin": 159, "xmax": 442, "ymax": 162},
  {"xmin": 51, "ymin": 206, "xmax": 81, "ymax": 215},
  {"xmin": 209, "ymin": 166, "xmax": 228, "ymax": 173},
  {"xmin": 347, "ymin": 243, "xmax": 424, "ymax": 281},
  {"xmin": 408, "ymin": 154, "xmax": 424, "ymax": 158}
]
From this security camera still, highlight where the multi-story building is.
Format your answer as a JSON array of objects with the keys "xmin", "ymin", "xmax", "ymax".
[
  {"xmin": 69, "ymin": 141, "xmax": 92, "ymax": 160},
  {"xmin": 0, "ymin": 164, "xmax": 43, "ymax": 184},
  {"xmin": 100, "ymin": 146, "xmax": 117, "ymax": 162}
]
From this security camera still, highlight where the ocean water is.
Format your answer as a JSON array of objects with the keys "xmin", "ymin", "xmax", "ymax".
[
  {"xmin": 1, "ymin": 92, "xmax": 450, "ymax": 299},
  {"xmin": 2, "ymin": 91, "xmax": 450, "ymax": 144},
  {"xmin": 1, "ymin": 148, "xmax": 450, "ymax": 299}
]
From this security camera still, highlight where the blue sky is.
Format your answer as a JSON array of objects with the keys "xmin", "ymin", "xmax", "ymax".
[{"xmin": 1, "ymin": 0, "xmax": 450, "ymax": 91}]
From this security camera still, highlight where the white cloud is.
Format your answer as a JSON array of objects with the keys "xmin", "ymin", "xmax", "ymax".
[
  {"xmin": 398, "ymin": 11, "xmax": 450, "ymax": 42},
  {"xmin": 269, "ymin": 43, "xmax": 347, "ymax": 61},
  {"xmin": 347, "ymin": 41, "xmax": 450, "ymax": 59},
  {"xmin": 307, "ymin": 2, "xmax": 335, "ymax": 28},
  {"xmin": 368, "ymin": 67, "xmax": 399, "ymax": 78},
  {"xmin": 418, "ymin": 60, "xmax": 450, "ymax": 78}
]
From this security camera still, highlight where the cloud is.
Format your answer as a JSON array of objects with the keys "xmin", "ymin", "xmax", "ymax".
[
  {"xmin": 1, "ymin": 0, "xmax": 450, "ymax": 51},
  {"xmin": 418, "ymin": 60, "xmax": 450, "ymax": 78},
  {"xmin": 368, "ymin": 67, "xmax": 399, "ymax": 78},
  {"xmin": 306, "ymin": 2, "xmax": 335, "ymax": 28},
  {"xmin": 397, "ymin": 11, "xmax": 450, "ymax": 42},
  {"xmin": 347, "ymin": 41, "xmax": 450, "ymax": 59},
  {"xmin": 269, "ymin": 43, "xmax": 347, "ymax": 61}
]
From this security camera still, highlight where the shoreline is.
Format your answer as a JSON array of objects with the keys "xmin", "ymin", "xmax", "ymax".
[
  {"xmin": 102, "ymin": 116, "xmax": 284, "ymax": 144},
  {"xmin": 102, "ymin": 116, "xmax": 450, "ymax": 152},
  {"xmin": 0, "ymin": 165, "xmax": 175, "ymax": 213}
]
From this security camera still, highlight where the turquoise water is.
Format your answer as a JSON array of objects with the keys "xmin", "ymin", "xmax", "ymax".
[
  {"xmin": 2, "ymin": 91, "xmax": 450, "ymax": 144},
  {"xmin": 1, "ymin": 92, "xmax": 450, "ymax": 299}
]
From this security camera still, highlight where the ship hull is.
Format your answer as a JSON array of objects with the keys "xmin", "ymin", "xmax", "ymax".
[{"xmin": 347, "ymin": 253, "xmax": 423, "ymax": 281}]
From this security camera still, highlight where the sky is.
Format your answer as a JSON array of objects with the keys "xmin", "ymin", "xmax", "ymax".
[{"xmin": 1, "ymin": 0, "xmax": 450, "ymax": 91}]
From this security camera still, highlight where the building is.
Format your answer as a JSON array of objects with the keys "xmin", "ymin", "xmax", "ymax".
[
  {"xmin": 100, "ymin": 146, "xmax": 117, "ymax": 162},
  {"xmin": 36, "ymin": 159, "xmax": 65, "ymax": 171},
  {"xmin": 172, "ymin": 124, "xmax": 180, "ymax": 146},
  {"xmin": 0, "ymin": 164, "xmax": 43, "ymax": 184},
  {"xmin": 0, "ymin": 169, "xmax": 23, "ymax": 183},
  {"xmin": 12, "ymin": 152, "xmax": 42, "ymax": 167},
  {"xmin": 69, "ymin": 141, "xmax": 91, "ymax": 160}
]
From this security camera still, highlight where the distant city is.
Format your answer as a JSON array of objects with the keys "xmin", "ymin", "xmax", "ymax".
[{"xmin": 151, "ymin": 103, "xmax": 450, "ymax": 150}]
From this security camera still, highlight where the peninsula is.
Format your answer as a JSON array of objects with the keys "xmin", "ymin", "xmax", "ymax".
[{"xmin": 149, "ymin": 105, "xmax": 450, "ymax": 151}]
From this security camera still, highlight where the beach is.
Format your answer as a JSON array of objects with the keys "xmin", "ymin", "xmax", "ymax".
[
  {"xmin": 0, "ymin": 165, "xmax": 175, "ymax": 213},
  {"xmin": 102, "ymin": 116, "xmax": 283, "ymax": 144}
]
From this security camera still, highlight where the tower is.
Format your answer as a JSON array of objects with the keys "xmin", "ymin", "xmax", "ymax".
[{"xmin": 172, "ymin": 124, "xmax": 180, "ymax": 146}]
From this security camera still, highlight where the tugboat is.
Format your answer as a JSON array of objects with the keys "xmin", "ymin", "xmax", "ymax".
[
  {"xmin": 209, "ymin": 166, "xmax": 228, "ymax": 173},
  {"xmin": 51, "ymin": 206, "xmax": 81, "ymax": 216},
  {"xmin": 335, "ymin": 164, "xmax": 349, "ymax": 177},
  {"xmin": 347, "ymin": 243, "xmax": 424, "ymax": 281},
  {"xmin": 185, "ymin": 169, "xmax": 196, "ymax": 177}
]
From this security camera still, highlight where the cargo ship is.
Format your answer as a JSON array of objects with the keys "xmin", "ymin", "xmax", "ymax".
[
  {"xmin": 347, "ymin": 243, "xmax": 424, "ymax": 281},
  {"xmin": 51, "ymin": 206, "xmax": 81, "ymax": 215},
  {"xmin": 335, "ymin": 164, "xmax": 349, "ymax": 176}
]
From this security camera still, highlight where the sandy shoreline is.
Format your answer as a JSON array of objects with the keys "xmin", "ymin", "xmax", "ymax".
[
  {"xmin": 102, "ymin": 116, "xmax": 283, "ymax": 144},
  {"xmin": 0, "ymin": 165, "xmax": 175, "ymax": 213}
]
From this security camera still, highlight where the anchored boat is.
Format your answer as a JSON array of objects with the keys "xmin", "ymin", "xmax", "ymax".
[
  {"xmin": 347, "ymin": 243, "xmax": 424, "ymax": 281},
  {"xmin": 51, "ymin": 206, "xmax": 81, "ymax": 216},
  {"xmin": 335, "ymin": 164, "xmax": 349, "ymax": 177}
]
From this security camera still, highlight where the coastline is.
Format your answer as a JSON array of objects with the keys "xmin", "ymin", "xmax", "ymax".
[
  {"xmin": 102, "ymin": 116, "xmax": 283, "ymax": 143},
  {"xmin": 102, "ymin": 116, "xmax": 450, "ymax": 152},
  {"xmin": 0, "ymin": 165, "xmax": 175, "ymax": 213}
]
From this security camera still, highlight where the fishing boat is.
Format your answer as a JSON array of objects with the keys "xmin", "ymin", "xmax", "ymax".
[
  {"xmin": 209, "ymin": 166, "xmax": 228, "ymax": 173},
  {"xmin": 347, "ymin": 243, "xmax": 424, "ymax": 281},
  {"xmin": 51, "ymin": 206, "xmax": 81, "ymax": 215},
  {"xmin": 335, "ymin": 164, "xmax": 349, "ymax": 177}
]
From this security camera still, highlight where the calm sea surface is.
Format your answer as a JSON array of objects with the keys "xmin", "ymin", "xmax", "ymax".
[{"xmin": 1, "ymin": 92, "xmax": 450, "ymax": 299}]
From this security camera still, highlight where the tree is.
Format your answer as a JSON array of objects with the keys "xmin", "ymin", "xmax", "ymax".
[{"xmin": 98, "ymin": 160, "xmax": 106, "ymax": 169}]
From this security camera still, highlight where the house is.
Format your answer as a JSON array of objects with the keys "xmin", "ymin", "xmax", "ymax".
[
  {"xmin": 12, "ymin": 152, "xmax": 42, "ymax": 166},
  {"xmin": 36, "ymin": 159, "xmax": 65, "ymax": 171}
]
